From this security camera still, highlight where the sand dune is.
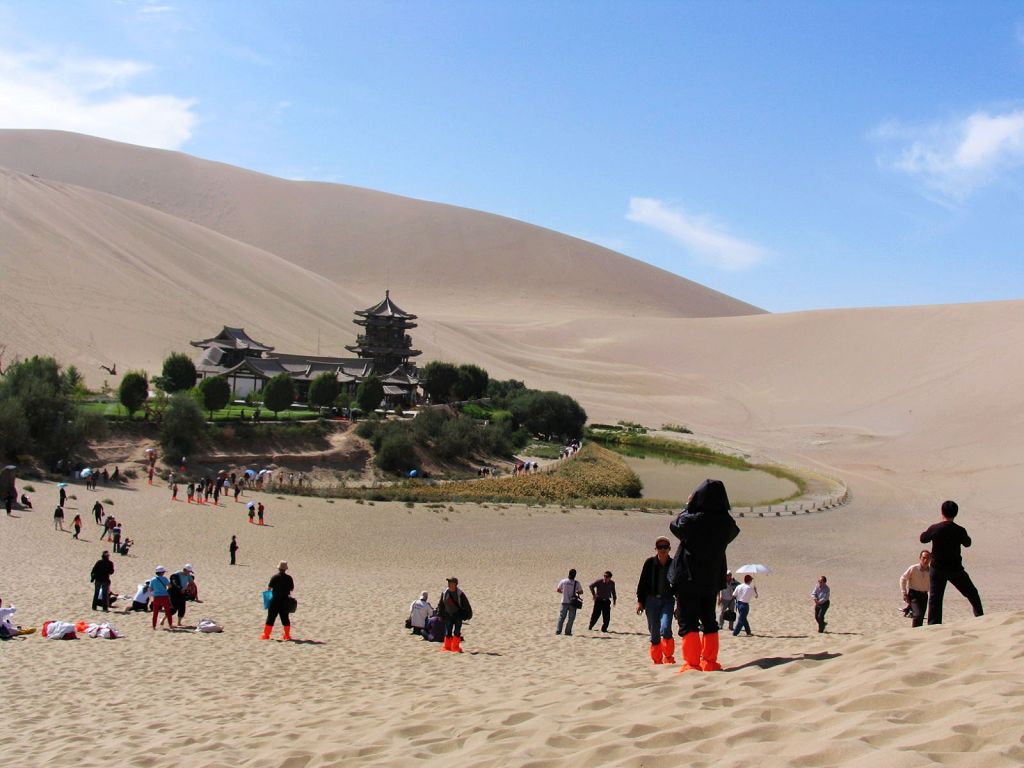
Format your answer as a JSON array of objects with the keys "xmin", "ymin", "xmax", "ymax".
[{"xmin": 1, "ymin": 130, "xmax": 1021, "ymax": 766}]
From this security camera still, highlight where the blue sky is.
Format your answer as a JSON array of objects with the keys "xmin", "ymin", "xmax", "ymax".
[{"xmin": 1, "ymin": 2, "xmax": 1022, "ymax": 312}]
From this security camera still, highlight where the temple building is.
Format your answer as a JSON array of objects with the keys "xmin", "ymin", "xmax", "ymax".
[{"xmin": 192, "ymin": 292, "xmax": 421, "ymax": 407}]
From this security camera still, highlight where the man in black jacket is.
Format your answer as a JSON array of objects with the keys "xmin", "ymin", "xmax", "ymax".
[
  {"xmin": 636, "ymin": 537, "xmax": 676, "ymax": 665},
  {"xmin": 90, "ymin": 550, "xmax": 114, "ymax": 611},
  {"xmin": 669, "ymin": 479, "xmax": 740, "ymax": 673},
  {"xmin": 920, "ymin": 500, "xmax": 983, "ymax": 625}
]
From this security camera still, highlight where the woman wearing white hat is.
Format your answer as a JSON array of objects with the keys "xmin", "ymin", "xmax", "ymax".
[
  {"xmin": 408, "ymin": 591, "xmax": 433, "ymax": 635},
  {"xmin": 149, "ymin": 566, "xmax": 173, "ymax": 630}
]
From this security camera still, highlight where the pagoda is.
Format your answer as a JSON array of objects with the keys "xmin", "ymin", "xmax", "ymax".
[{"xmin": 345, "ymin": 290, "xmax": 422, "ymax": 373}]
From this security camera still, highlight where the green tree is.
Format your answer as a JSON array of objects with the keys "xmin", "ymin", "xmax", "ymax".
[
  {"xmin": 118, "ymin": 371, "xmax": 149, "ymax": 420},
  {"xmin": 510, "ymin": 390, "xmax": 587, "ymax": 439},
  {"xmin": 486, "ymin": 378, "xmax": 526, "ymax": 407},
  {"xmin": 197, "ymin": 376, "xmax": 231, "ymax": 419},
  {"xmin": 62, "ymin": 365, "xmax": 86, "ymax": 396},
  {"xmin": 0, "ymin": 356, "xmax": 101, "ymax": 463},
  {"xmin": 453, "ymin": 364, "xmax": 489, "ymax": 401},
  {"xmin": 420, "ymin": 361, "xmax": 459, "ymax": 403},
  {"xmin": 262, "ymin": 373, "xmax": 295, "ymax": 419},
  {"xmin": 160, "ymin": 392, "xmax": 206, "ymax": 459},
  {"xmin": 375, "ymin": 431, "xmax": 417, "ymax": 473},
  {"xmin": 308, "ymin": 371, "xmax": 341, "ymax": 409},
  {"xmin": 356, "ymin": 375, "xmax": 384, "ymax": 413},
  {"xmin": 157, "ymin": 352, "xmax": 197, "ymax": 393}
]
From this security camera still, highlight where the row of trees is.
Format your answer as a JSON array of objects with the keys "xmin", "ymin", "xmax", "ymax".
[{"xmin": 420, "ymin": 362, "xmax": 489, "ymax": 403}]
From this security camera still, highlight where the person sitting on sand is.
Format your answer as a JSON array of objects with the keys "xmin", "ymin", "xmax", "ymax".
[
  {"xmin": 669, "ymin": 479, "xmax": 740, "ymax": 672},
  {"xmin": 920, "ymin": 500, "xmax": 983, "ymax": 625},
  {"xmin": 900, "ymin": 550, "xmax": 931, "ymax": 627},
  {"xmin": 19, "ymin": 493, "xmax": 31, "ymax": 510},
  {"xmin": 0, "ymin": 597, "xmax": 34, "ymax": 639},
  {"xmin": 409, "ymin": 591, "xmax": 433, "ymax": 635},
  {"xmin": 130, "ymin": 581, "xmax": 151, "ymax": 612}
]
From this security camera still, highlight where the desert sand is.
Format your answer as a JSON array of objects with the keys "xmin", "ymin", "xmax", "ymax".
[{"xmin": 1, "ymin": 131, "xmax": 1022, "ymax": 766}]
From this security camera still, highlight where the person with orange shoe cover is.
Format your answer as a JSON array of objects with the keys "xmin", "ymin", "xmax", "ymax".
[
  {"xmin": 437, "ymin": 577, "xmax": 472, "ymax": 653},
  {"xmin": 668, "ymin": 479, "xmax": 740, "ymax": 673},
  {"xmin": 262, "ymin": 561, "xmax": 295, "ymax": 640},
  {"xmin": 636, "ymin": 537, "xmax": 676, "ymax": 664}
]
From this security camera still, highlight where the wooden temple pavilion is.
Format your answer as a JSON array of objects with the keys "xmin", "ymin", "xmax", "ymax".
[{"xmin": 191, "ymin": 292, "xmax": 421, "ymax": 407}]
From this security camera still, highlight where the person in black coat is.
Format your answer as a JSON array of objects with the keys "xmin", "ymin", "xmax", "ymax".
[
  {"xmin": 261, "ymin": 561, "xmax": 295, "ymax": 641},
  {"xmin": 669, "ymin": 479, "xmax": 740, "ymax": 673}
]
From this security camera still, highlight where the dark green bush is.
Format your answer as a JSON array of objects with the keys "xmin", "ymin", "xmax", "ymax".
[{"xmin": 376, "ymin": 432, "xmax": 417, "ymax": 473}]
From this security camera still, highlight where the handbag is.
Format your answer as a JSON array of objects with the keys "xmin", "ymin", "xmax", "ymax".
[
  {"xmin": 723, "ymin": 608, "xmax": 736, "ymax": 622},
  {"xmin": 571, "ymin": 596, "xmax": 584, "ymax": 610},
  {"xmin": 286, "ymin": 596, "xmax": 298, "ymax": 614},
  {"xmin": 404, "ymin": 617, "xmax": 413, "ymax": 629}
]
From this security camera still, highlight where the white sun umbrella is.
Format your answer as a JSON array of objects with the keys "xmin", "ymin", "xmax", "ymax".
[{"xmin": 735, "ymin": 564, "xmax": 770, "ymax": 575}]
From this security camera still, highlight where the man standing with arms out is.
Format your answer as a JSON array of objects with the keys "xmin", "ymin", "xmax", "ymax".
[
  {"xmin": 636, "ymin": 537, "xmax": 676, "ymax": 665},
  {"xmin": 811, "ymin": 576, "xmax": 830, "ymax": 633},
  {"xmin": 588, "ymin": 571, "xmax": 617, "ymax": 632},
  {"xmin": 90, "ymin": 550, "xmax": 114, "ymax": 612},
  {"xmin": 920, "ymin": 500, "xmax": 983, "ymax": 625},
  {"xmin": 900, "ymin": 550, "xmax": 931, "ymax": 627},
  {"xmin": 555, "ymin": 568, "xmax": 583, "ymax": 636}
]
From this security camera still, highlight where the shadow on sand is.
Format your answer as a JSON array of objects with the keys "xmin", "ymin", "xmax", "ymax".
[{"xmin": 728, "ymin": 651, "xmax": 842, "ymax": 672}]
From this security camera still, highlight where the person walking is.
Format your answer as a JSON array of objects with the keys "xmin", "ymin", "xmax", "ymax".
[
  {"xmin": 732, "ymin": 575, "xmax": 758, "ymax": 636},
  {"xmin": 437, "ymin": 577, "xmax": 471, "ymax": 653},
  {"xmin": 261, "ymin": 561, "xmax": 295, "ymax": 641},
  {"xmin": 257, "ymin": 502, "xmax": 265, "ymax": 525},
  {"xmin": 169, "ymin": 565, "xmax": 195, "ymax": 627},
  {"xmin": 408, "ymin": 591, "xmax": 433, "ymax": 635},
  {"xmin": 90, "ymin": 550, "xmax": 114, "ymax": 611},
  {"xmin": 587, "ymin": 571, "xmax": 617, "ymax": 632},
  {"xmin": 93, "ymin": 500, "xmax": 104, "ymax": 525},
  {"xmin": 718, "ymin": 571, "xmax": 739, "ymax": 632},
  {"xmin": 247, "ymin": 501, "xmax": 256, "ymax": 523},
  {"xmin": 900, "ymin": 550, "xmax": 932, "ymax": 627},
  {"xmin": 669, "ymin": 479, "xmax": 740, "ymax": 673},
  {"xmin": 149, "ymin": 566, "xmax": 174, "ymax": 629},
  {"xmin": 53, "ymin": 505, "xmax": 65, "ymax": 531},
  {"xmin": 811, "ymin": 576, "xmax": 831, "ymax": 633},
  {"xmin": 920, "ymin": 500, "xmax": 983, "ymax": 624},
  {"xmin": 229, "ymin": 535, "xmax": 239, "ymax": 565},
  {"xmin": 72, "ymin": 514, "xmax": 82, "ymax": 540},
  {"xmin": 555, "ymin": 568, "xmax": 583, "ymax": 636},
  {"xmin": 171, "ymin": 482, "xmax": 178, "ymax": 502},
  {"xmin": 636, "ymin": 536, "xmax": 677, "ymax": 665},
  {"xmin": 58, "ymin": 485, "xmax": 67, "ymax": 507}
]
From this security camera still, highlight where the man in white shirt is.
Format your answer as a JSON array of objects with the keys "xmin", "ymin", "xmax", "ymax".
[
  {"xmin": 409, "ymin": 591, "xmax": 433, "ymax": 635},
  {"xmin": 555, "ymin": 568, "xmax": 583, "ymax": 636},
  {"xmin": 731, "ymin": 575, "xmax": 758, "ymax": 636},
  {"xmin": 899, "ymin": 550, "xmax": 931, "ymax": 627}
]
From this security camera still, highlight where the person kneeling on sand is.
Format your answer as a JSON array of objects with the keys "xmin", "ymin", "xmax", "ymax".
[
  {"xmin": 900, "ymin": 550, "xmax": 931, "ymax": 627},
  {"xmin": 409, "ymin": 591, "xmax": 433, "ymax": 635},
  {"xmin": 130, "ymin": 581, "xmax": 151, "ymax": 612},
  {"xmin": 438, "ymin": 577, "xmax": 472, "ymax": 653},
  {"xmin": 669, "ymin": 479, "xmax": 740, "ymax": 672}
]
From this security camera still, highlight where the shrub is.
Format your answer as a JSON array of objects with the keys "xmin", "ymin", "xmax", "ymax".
[
  {"xmin": 356, "ymin": 375, "xmax": 384, "ymax": 412},
  {"xmin": 460, "ymin": 403, "xmax": 490, "ymax": 420},
  {"xmin": 376, "ymin": 432, "xmax": 416, "ymax": 473},
  {"xmin": 160, "ymin": 392, "xmax": 206, "ymax": 459},
  {"xmin": 157, "ymin": 352, "xmax": 197, "ymax": 393},
  {"xmin": 309, "ymin": 372, "xmax": 341, "ymax": 409},
  {"xmin": 510, "ymin": 390, "xmax": 587, "ymax": 439},
  {"xmin": 453, "ymin": 364, "xmax": 489, "ymax": 401},
  {"xmin": 435, "ymin": 417, "xmax": 481, "ymax": 459},
  {"xmin": 262, "ymin": 374, "xmax": 295, "ymax": 418},
  {"xmin": 197, "ymin": 376, "xmax": 231, "ymax": 418},
  {"xmin": 118, "ymin": 371, "xmax": 149, "ymax": 420},
  {"xmin": 420, "ymin": 361, "xmax": 459, "ymax": 403}
]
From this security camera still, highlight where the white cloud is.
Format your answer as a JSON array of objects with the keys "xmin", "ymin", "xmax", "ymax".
[
  {"xmin": 625, "ymin": 197, "xmax": 767, "ymax": 271},
  {"xmin": 877, "ymin": 109, "xmax": 1024, "ymax": 200},
  {"xmin": 0, "ymin": 48, "xmax": 197, "ymax": 150}
]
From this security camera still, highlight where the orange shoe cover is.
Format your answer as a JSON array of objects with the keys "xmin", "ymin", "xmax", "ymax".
[
  {"xmin": 259, "ymin": 625, "xmax": 272, "ymax": 640},
  {"xmin": 441, "ymin": 636, "xmax": 453, "ymax": 652},
  {"xmin": 649, "ymin": 642, "xmax": 664, "ymax": 664},
  {"xmin": 700, "ymin": 632, "xmax": 722, "ymax": 671},
  {"xmin": 451, "ymin": 635, "xmax": 464, "ymax": 653},
  {"xmin": 677, "ymin": 632, "xmax": 703, "ymax": 673},
  {"xmin": 661, "ymin": 637, "xmax": 676, "ymax": 665},
  {"xmin": 282, "ymin": 626, "xmax": 292, "ymax": 641}
]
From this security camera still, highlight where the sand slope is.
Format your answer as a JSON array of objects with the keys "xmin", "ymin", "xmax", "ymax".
[{"xmin": 0, "ymin": 129, "xmax": 763, "ymax": 318}]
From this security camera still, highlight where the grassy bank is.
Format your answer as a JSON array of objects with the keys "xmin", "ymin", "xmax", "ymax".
[{"xmin": 585, "ymin": 429, "xmax": 807, "ymax": 498}]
